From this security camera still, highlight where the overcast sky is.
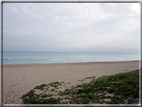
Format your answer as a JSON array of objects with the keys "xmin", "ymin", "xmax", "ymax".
[{"xmin": 3, "ymin": 3, "xmax": 140, "ymax": 53}]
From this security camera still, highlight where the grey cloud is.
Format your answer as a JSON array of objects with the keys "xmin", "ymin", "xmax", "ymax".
[{"xmin": 3, "ymin": 3, "xmax": 140, "ymax": 53}]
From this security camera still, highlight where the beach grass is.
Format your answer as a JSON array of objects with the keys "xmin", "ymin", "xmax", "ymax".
[{"xmin": 21, "ymin": 69, "xmax": 139, "ymax": 104}]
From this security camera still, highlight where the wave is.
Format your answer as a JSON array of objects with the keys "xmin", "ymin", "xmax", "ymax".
[
  {"xmin": 81, "ymin": 61, "xmax": 88, "ymax": 62},
  {"xmin": 3, "ymin": 53, "xmax": 139, "ymax": 65},
  {"xmin": 4, "ymin": 58, "xmax": 17, "ymax": 60}
]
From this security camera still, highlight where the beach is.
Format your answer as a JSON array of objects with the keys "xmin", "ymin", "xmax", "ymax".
[{"xmin": 3, "ymin": 60, "xmax": 139, "ymax": 104}]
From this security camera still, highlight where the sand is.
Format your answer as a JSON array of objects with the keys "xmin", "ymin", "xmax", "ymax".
[{"xmin": 3, "ymin": 60, "xmax": 140, "ymax": 104}]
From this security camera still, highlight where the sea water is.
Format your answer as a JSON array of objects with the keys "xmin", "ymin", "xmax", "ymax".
[{"xmin": 3, "ymin": 51, "xmax": 139, "ymax": 65}]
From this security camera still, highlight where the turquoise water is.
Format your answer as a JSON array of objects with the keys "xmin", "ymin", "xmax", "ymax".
[{"xmin": 3, "ymin": 51, "xmax": 139, "ymax": 65}]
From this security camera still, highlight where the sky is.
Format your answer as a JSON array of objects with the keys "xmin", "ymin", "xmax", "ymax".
[{"xmin": 3, "ymin": 2, "xmax": 140, "ymax": 53}]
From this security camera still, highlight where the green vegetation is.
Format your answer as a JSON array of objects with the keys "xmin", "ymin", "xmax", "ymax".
[
  {"xmin": 79, "ymin": 76, "xmax": 96, "ymax": 82},
  {"xmin": 21, "ymin": 69, "xmax": 139, "ymax": 104},
  {"xmin": 34, "ymin": 84, "xmax": 47, "ymax": 90}
]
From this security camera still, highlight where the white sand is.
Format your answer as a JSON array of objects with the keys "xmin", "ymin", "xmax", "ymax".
[{"xmin": 3, "ymin": 60, "xmax": 140, "ymax": 104}]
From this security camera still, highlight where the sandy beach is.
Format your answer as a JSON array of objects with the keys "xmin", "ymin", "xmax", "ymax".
[{"xmin": 3, "ymin": 60, "xmax": 140, "ymax": 104}]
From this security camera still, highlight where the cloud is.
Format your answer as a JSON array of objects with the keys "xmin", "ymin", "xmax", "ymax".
[{"xmin": 3, "ymin": 3, "xmax": 140, "ymax": 53}]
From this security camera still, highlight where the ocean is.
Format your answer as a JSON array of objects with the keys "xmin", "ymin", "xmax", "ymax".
[{"xmin": 3, "ymin": 51, "xmax": 139, "ymax": 65}]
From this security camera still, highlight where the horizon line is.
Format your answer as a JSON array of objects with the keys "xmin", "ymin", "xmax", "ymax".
[{"xmin": 2, "ymin": 51, "xmax": 139, "ymax": 54}]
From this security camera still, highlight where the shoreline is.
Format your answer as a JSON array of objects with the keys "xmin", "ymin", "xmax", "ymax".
[
  {"xmin": 2, "ymin": 60, "xmax": 140, "ymax": 66},
  {"xmin": 3, "ymin": 60, "xmax": 140, "ymax": 104}
]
